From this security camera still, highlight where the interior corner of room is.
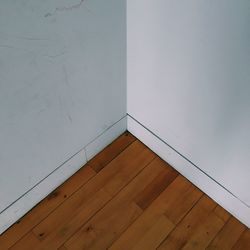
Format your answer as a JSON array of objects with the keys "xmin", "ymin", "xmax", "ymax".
[{"xmin": 0, "ymin": 0, "xmax": 249, "ymax": 234}]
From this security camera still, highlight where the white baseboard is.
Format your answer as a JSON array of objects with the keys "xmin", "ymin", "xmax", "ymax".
[
  {"xmin": 127, "ymin": 115, "xmax": 250, "ymax": 228},
  {"xmin": 2, "ymin": 113, "xmax": 248, "ymax": 234},
  {"xmin": 0, "ymin": 116, "xmax": 127, "ymax": 234}
]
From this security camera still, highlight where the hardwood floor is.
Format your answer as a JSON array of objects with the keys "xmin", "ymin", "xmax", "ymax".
[{"xmin": 0, "ymin": 132, "xmax": 249, "ymax": 250}]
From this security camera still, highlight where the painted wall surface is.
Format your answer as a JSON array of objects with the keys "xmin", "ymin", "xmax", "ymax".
[
  {"xmin": 127, "ymin": 1, "xmax": 250, "ymax": 205},
  {"xmin": 0, "ymin": 0, "xmax": 126, "ymax": 213}
]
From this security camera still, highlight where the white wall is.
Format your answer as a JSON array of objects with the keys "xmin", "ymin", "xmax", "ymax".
[
  {"xmin": 0, "ymin": 0, "xmax": 126, "ymax": 215},
  {"xmin": 128, "ymin": 0, "xmax": 250, "ymax": 209},
  {"xmin": 1, "ymin": 0, "xmax": 250, "ymax": 232}
]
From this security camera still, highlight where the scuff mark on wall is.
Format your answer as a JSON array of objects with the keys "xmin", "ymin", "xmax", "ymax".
[
  {"xmin": 0, "ymin": 31, "xmax": 68, "ymax": 66},
  {"xmin": 0, "ymin": 44, "xmax": 32, "ymax": 52},
  {"xmin": 41, "ymin": 51, "xmax": 67, "ymax": 59},
  {"xmin": 56, "ymin": 0, "xmax": 85, "ymax": 12},
  {"xmin": 44, "ymin": 0, "xmax": 85, "ymax": 18},
  {"xmin": 62, "ymin": 65, "xmax": 74, "ymax": 123},
  {"xmin": 67, "ymin": 114, "xmax": 73, "ymax": 123},
  {"xmin": 44, "ymin": 13, "xmax": 52, "ymax": 18},
  {"xmin": 0, "ymin": 31, "xmax": 50, "ymax": 41},
  {"xmin": 62, "ymin": 65, "xmax": 70, "ymax": 87}
]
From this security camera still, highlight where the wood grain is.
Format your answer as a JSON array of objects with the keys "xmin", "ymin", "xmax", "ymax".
[
  {"xmin": 29, "ymin": 140, "xmax": 155, "ymax": 249},
  {"xmin": 88, "ymin": 131, "xmax": 136, "ymax": 172},
  {"xmin": 0, "ymin": 165, "xmax": 95, "ymax": 250},
  {"xmin": 134, "ymin": 158, "xmax": 178, "ymax": 210},
  {"xmin": 207, "ymin": 216, "xmax": 246, "ymax": 250},
  {"xmin": 232, "ymin": 229, "xmax": 250, "ymax": 250},
  {"xmin": 162, "ymin": 176, "xmax": 203, "ymax": 225},
  {"xmin": 213, "ymin": 205, "xmax": 231, "ymax": 222},
  {"xmin": 131, "ymin": 215, "xmax": 173, "ymax": 250},
  {"xmin": 58, "ymin": 246, "xmax": 68, "ymax": 250},
  {"xmin": 1, "ymin": 132, "xmax": 249, "ymax": 250},
  {"xmin": 158, "ymin": 195, "xmax": 219, "ymax": 250},
  {"xmin": 10, "ymin": 232, "xmax": 41, "ymax": 250},
  {"xmin": 32, "ymin": 140, "xmax": 153, "ymax": 240},
  {"xmin": 64, "ymin": 157, "xmax": 165, "ymax": 250}
]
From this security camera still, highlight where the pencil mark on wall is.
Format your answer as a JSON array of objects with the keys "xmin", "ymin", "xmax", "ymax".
[
  {"xmin": 36, "ymin": 107, "xmax": 47, "ymax": 116},
  {"xmin": 14, "ymin": 36, "xmax": 49, "ymax": 41},
  {"xmin": 44, "ymin": 13, "xmax": 52, "ymax": 18},
  {"xmin": 56, "ymin": 0, "xmax": 85, "ymax": 12},
  {"xmin": 67, "ymin": 114, "xmax": 73, "ymax": 123},
  {"xmin": 0, "ymin": 32, "xmax": 67, "ymax": 62},
  {"xmin": 41, "ymin": 51, "xmax": 67, "ymax": 59},
  {"xmin": 0, "ymin": 44, "xmax": 32, "ymax": 52},
  {"xmin": 0, "ymin": 31, "xmax": 50, "ymax": 41},
  {"xmin": 62, "ymin": 65, "xmax": 70, "ymax": 87},
  {"xmin": 44, "ymin": 0, "xmax": 86, "ymax": 18},
  {"xmin": 62, "ymin": 65, "xmax": 75, "ymax": 107},
  {"xmin": 57, "ymin": 95, "xmax": 64, "ymax": 119}
]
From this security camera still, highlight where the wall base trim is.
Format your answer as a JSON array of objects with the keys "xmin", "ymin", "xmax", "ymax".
[
  {"xmin": 1, "ymin": 113, "xmax": 249, "ymax": 234},
  {"xmin": 127, "ymin": 115, "xmax": 250, "ymax": 228},
  {"xmin": 0, "ymin": 116, "xmax": 127, "ymax": 234}
]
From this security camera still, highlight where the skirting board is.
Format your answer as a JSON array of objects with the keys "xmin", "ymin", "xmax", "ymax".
[
  {"xmin": 127, "ymin": 115, "xmax": 250, "ymax": 228},
  {"xmin": 0, "ymin": 116, "xmax": 127, "ymax": 235}
]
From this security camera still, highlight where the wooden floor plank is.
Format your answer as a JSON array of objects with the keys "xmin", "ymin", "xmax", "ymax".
[
  {"xmin": 1, "ymin": 132, "xmax": 135, "ymax": 249},
  {"xmin": 1, "ymin": 133, "xmax": 250, "ymax": 250},
  {"xmin": 110, "ymin": 175, "xmax": 201, "ymax": 250},
  {"xmin": 134, "ymin": 158, "xmax": 179, "ymax": 210},
  {"xmin": 10, "ymin": 232, "xmax": 41, "ymax": 250},
  {"xmin": 32, "ymin": 141, "xmax": 152, "ymax": 239},
  {"xmin": 58, "ymin": 246, "xmax": 68, "ymax": 250},
  {"xmin": 88, "ymin": 132, "xmax": 136, "ymax": 172},
  {"xmin": 0, "ymin": 165, "xmax": 95, "ymax": 250},
  {"xmin": 110, "ymin": 197, "xmax": 174, "ymax": 250},
  {"xmin": 232, "ymin": 229, "xmax": 250, "ymax": 250},
  {"xmin": 207, "ymin": 216, "xmax": 246, "ymax": 250},
  {"xmin": 64, "ymin": 157, "xmax": 166, "ymax": 250},
  {"xmin": 161, "ymin": 176, "xmax": 203, "ymax": 225},
  {"xmin": 131, "ymin": 215, "xmax": 173, "ymax": 250},
  {"xmin": 158, "ymin": 195, "xmax": 218, "ymax": 250},
  {"xmin": 27, "ymin": 141, "xmax": 155, "ymax": 249},
  {"xmin": 180, "ymin": 212, "xmax": 225, "ymax": 250},
  {"xmin": 213, "ymin": 205, "xmax": 231, "ymax": 223},
  {"xmin": 67, "ymin": 202, "xmax": 142, "ymax": 250}
]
